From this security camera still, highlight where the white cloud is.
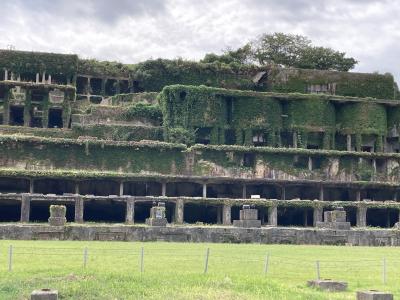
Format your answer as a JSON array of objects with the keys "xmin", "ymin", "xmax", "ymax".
[{"xmin": 0, "ymin": 0, "xmax": 399, "ymax": 82}]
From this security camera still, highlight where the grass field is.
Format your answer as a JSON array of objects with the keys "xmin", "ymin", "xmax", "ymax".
[{"xmin": 1, "ymin": 240, "xmax": 400, "ymax": 299}]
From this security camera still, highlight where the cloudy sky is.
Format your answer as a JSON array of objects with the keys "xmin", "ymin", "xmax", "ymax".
[{"xmin": 0, "ymin": 0, "xmax": 399, "ymax": 82}]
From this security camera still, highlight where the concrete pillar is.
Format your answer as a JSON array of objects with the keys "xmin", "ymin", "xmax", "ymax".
[
  {"xmin": 356, "ymin": 189, "xmax": 361, "ymax": 202},
  {"xmin": 202, "ymin": 183, "xmax": 207, "ymax": 198},
  {"xmin": 268, "ymin": 202, "xmax": 278, "ymax": 226},
  {"xmin": 116, "ymin": 80, "xmax": 121, "ymax": 94},
  {"xmin": 281, "ymin": 186, "xmax": 286, "ymax": 200},
  {"xmin": 74, "ymin": 196, "xmax": 84, "ymax": 223},
  {"xmin": 75, "ymin": 182, "xmax": 80, "ymax": 195},
  {"xmin": 4, "ymin": 69, "xmax": 8, "ymax": 81},
  {"xmin": 303, "ymin": 209, "xmax": 308, "ymax": 227},
  {"xmin": 17, "ymin": 74, "xmax": 21, "ymax": 82},
  {"xmin": 3, "ymin": 88, "xmax": 9, "ymax": 125},
  {"xmin": 308, "ymin": 157, "xmax": 312, "ymax": 171},
  {"xmin": 293, "ymin": 131, "xmax": 298, "ymax": 148},
  {"xmin": 222, "ymin": 204, "xmax": 231, "ymax": 225},
  {"xmin": 119, "ymin": 181, "xmax": 124, "ymax": 196},
  {"xmin": 42, "ymin": 72, "xmax": 46, "ymax": 83},
  {"xmin": 87, "ymin": 77, "xmax": 91, "ymax": 95},
  {"xmin": 29, "ymin": 179, "xmax": 34, "ymax": 193},
  {"xmin": 175, "ymin": 199, "xmax": 184, "ymax": 224},
  {"xmin": 48, "ymin": 74, "xmax": 52, "ymax": 84},
  {"xmin": 394, "ymin": 191, "xmax": 398, "ymax": 202},
  {"xmin": 346, "ymin": 134, "xmax": 352, "ymax": 151},
  {"xmin": 319, "ymin": 185, "xmax": 324, "ymax": 201},
  {"xmin": 101, "ymin": 78, "xmax": 106, "ymax": 96},
  {"xmin": 313, "ymin": 207, "xmax": 323, "ymax": 226},
  {"xmin": 125, "ymin": 197, "xmax": 134, "ymax": 224},
  {"xmin": 36, "ymin": 73, "xmax": 39, "ymax": 83},
  {"xmin": 20, "ymin": 194, "xmax": 30, "ymax": 222},
  {"xmin": 24, "ymin": 90, "xmax": 31, "ymax": 127},
  {"xmin": 217, "ymin": 206, "xmax": 222, "ymax": 224},
  {"xmin": 10, "ymin": 72, "xmax": 14, "ymax": 81},
  {"xmin": 161, "ymin": 182, "xmax": 167, "ymax": 197},
  {"xmin": 242, "ymin": 184, "xmax": 247, "ymax": 199},
  {"xmin": 356, "ymin": 205, "xmax": 367, "ymax": 227}
]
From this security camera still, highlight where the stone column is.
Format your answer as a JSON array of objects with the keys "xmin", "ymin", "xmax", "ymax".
[
  {"xmin": 87, "ymin": 77, "xmax": 91, "ymax": 95},
  {"xmin": 116, "ymin": 80, "xmax": 121, "ymax": 94},
  {"xmin": 346, "ymin": 134, "xmax": 352, "ymax": 151},
  {"xmin": 48, "ymin": 74, "xmax": 52, "ymax": 84},
  {"xmin": 222, "ymin": 204, "xmax": 232, "ymax": 225},
  {"xmin": 356, "ymin": 189, "xmax": 361, "ymax": 202},
  {"xmin": 175, "ymin": 198, "xmax": 184, "ymax": 224},
  {"xmin": 42, "ymin": 72, "xmax": 46, "ymax": 83},
  {"xmin": 293, "ymin": 131, "xmax": 298, "ymax": 148},
  {"xmin": 217, "ymin": 206, "xmax": 222, "ymax": 224},
  {"xmin": 75, "ymin": 182, "xmax": 80, "ymax": 195},
  {"xmin": 35, "ymin": 73, "xmax": 39, "ymax": 83},
  {"xmin": 319, "ymin": 185, "xmax": 324, "ymax": 201},
  {"xmin": 3, "ymin": 88, "xmax": 10, "ymax": 125},
  {"xmin": 29, "ymin": 179, "xmax": 34, "ymax": 193},
  {"xmin": 101, "ymin": 78, "xmax": 106, "ymax": 96},
  {"xmin": 202, "ymin": 183, "xmax": 207, "ymax": 198},
  {"xmin": 313, "ymin": 206, "xmax": 323, "ymax": 226},
  {"xmin": 74, "ymin": 196, "xmax": 84, "ymax": 223},
  {"xmin": 242, "ymin": 184, "xmax": 247, "ymax": 199},
  {"xmin": 281, "ymin": 186, "xmax": 286, "ymax": 200},
  {"xmin": 161, "ymin": 182, "xmax": 167, "ymax": 197},
  {"xmin": 24, "ymin": 90, "xmax": 32, "ymax": 127},
  {"xmin": 308, "ymin": 157, "xmax": 313, "ymax": 171},
  {"xmin": 4, "ymin": 69, "xmax": 8, "ymax": 81},
  {"xmin": 119, "ymin": 181, "xmax": 124, "ymax": 196},
  {"xmin": 20, "ymin": 194, "xmax": 31, "ymax": 222},
  {"xmin": 268, "ymin": 201, "xmax": 278, "ymax": 226},
  {"xmin": 356, "ymin": 204, "xmax": 367, "ymax": 227},
  {"xmin": 303, "ymin": 209, "xmax": 308, "ymax": 227},
  {"xmin": 125, "ymin": 197, "xmax": 135, "ymax": 224}
]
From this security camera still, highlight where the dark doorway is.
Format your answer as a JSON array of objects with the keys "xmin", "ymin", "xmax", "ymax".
[
  {"xmin": 9, "ymin": 106, "xmax": 24, "ymax": 126},
  {"xmin": 84, "ymin": 200, "xmax": 125, "ymax": 223},
  {"xmin": 48, "ymin": 108, "xmax": 63, "ymax": 128}
]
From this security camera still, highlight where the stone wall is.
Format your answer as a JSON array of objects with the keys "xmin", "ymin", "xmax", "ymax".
[{"xmin": 1, "ymin": 224, "xmax": 400, "ymax": 246}]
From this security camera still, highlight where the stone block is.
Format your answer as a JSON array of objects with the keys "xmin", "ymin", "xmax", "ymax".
[
  {"xmin": 48, "ymin": 217, "xmax": 66, "ymax": 226},
  {"xmin": 324, "ymin": 210, "xmax": 346, "ymax": 223},
  {"xmin": 307, "ymin": 279, "xmax": 347, "ymax": 292},
  {"xmin": 240, "ymin": 209, "xmax": 258, "ymax": 220},
  {"xmin": 233, "ymin": 220, "xmax": 261, "ymax": 228},
  {"xmin": 356, "ymin": 290, "xmax": 393, "ymax": 300},
  {"xmin": 145, "ymin": 218, "xmax": 167, "ymax": 227},
  {"xmin": 31, "ymin": 289, "xmax": 58, "ymax": 300},
  {"xmin": 316, "ymin": 221, "xmax": 351, "ymax": 230}
]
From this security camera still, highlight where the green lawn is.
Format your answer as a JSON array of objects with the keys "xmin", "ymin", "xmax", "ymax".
[{"xmin": 1, "ymin": 240, "xmax": 400, "ymax": 299}]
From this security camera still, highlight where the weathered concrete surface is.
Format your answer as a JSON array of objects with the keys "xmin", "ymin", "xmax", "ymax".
[
  {"xmin": 307, "ymin": 279, "xmax": 347, "ymax": 291},
  {"xmin": 2, "ymin": 224, "xmax": 400, "ymax": 246},
  {"xmin": 356, "ymin": 290, "xmax": 394, "ymax": 300},
  {"xmin": 31, "ymin": 289, "xmax": 58, "ymax": 300}
]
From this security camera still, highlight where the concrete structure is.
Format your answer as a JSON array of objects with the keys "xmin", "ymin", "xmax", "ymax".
[
  {"xmin": 307, "ymin": 280, "xmax": 347, "ymax": 292},
  {"xmin": 316, "ymin": 208, "xmax": 351, "ymax": 230},
  {"xmin": 48, "ymin": 205, "xmax": 66, "ymax": 226},
  {"xmin": 145, "ymin": 202, "xmax": 167, "ymax": 227},
  {"xmin": 233, "ymin": 205, "xmax": 261, "ymax": 228},
  {"xmin": 356, "ymin": 290, "xmax": 393, "ymax": 300},
  {"xmin": 31, "ymin": 289, "xmax": 58, "ymax": 300}
]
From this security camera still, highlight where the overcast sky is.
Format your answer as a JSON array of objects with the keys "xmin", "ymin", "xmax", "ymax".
[{"xmin": 0, "ymin": 0, "xmax": 399, "ymax": 82}]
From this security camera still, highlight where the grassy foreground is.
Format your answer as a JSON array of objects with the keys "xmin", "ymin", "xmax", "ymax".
[{"xmin": 1, "ymin": 240, "xmax": 400, "ymax": 299}]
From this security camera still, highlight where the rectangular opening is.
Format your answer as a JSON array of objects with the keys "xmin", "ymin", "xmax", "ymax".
[
  {"xmin": 105, "ymin": 79, "xmax": 117, "ymax": 96},
  {"xmin": 225, "ymin": 97, "xmax": 233, "ymax": 125},
  {"xmin": 243, "ymin": 153, "xmax": 255, "ymax": 168},
  {"xmin": 90, "ymin": 95, "xmax": 103, "ymax": 104},
  {"xmin": 9, "ymin": 105, "xmax": 24, "ymax": 126},
  {"xmin": 252, "ymin": 130, "xmax": 267, "ymax": 146},
  {"xmin": 225, "ymin": 129, "xmax": 236, "ymax": 145},
  {"xmin": 90, "ymin": 78, "xmax": 102, "ymax": 95},
  {"xmin": 195, "ymin": 127, "xmax": 211, "ymax": 145},
  {"xmin": 76, "ymin": 77, "xmax": 88, "ymax": 94},
  {"xmin": 120, "ymin": 80, "xmax": 130, "ymax": 93},
  {"xmin": 31, "ymin": 90, "xmax": 45, "ymax": 102},
  {"xmin": 48, "ymin": 108, "xmax": 63, "ymax": 128}
]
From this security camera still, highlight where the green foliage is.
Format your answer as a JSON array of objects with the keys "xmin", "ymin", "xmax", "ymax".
[
  {"xmin": 0, "ymin": 49, "xmax": 78, "ymax": 76},
  {"xmin": 110, "ymin": 92, "xmax": 158, "ymax": 106},
  {"xmin": 252, "ymin": 32, "xmax": 357, "ymax": 71},
  {"xmin": 201, "ymin": 44, "xmax": 253, "ymax": 65},
  {"xmin": 165, "ymin": 127, "xmax": 196, "ymax": 145},
  {"xmin": 77, "ymin": 59, "xmax": 131, "ymax": 78},
  {"xmin": 124, "ymin": 102, "xmax": 163, "ymax": 123},
  {"xmin": 337, "ymin": 102, "xmax": 387, "ymax": 136},
  {"xmin": 132, "ymin": 58, "xmax": 257, "ymax": 92}
]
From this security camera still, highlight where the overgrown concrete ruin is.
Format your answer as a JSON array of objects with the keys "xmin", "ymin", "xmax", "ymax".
[{"xmin": 1, "ymin": 49, "xmax": 400, "ymax": 244}]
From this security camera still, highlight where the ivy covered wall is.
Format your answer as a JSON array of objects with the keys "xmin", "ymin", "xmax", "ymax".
[
  {"xmin": 267, "ymin": 67, "xmax": 395, "ymax": 99},
  {"xmin": 0, "ymin": 50, "xmax": 78, "ymax": 78}
]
